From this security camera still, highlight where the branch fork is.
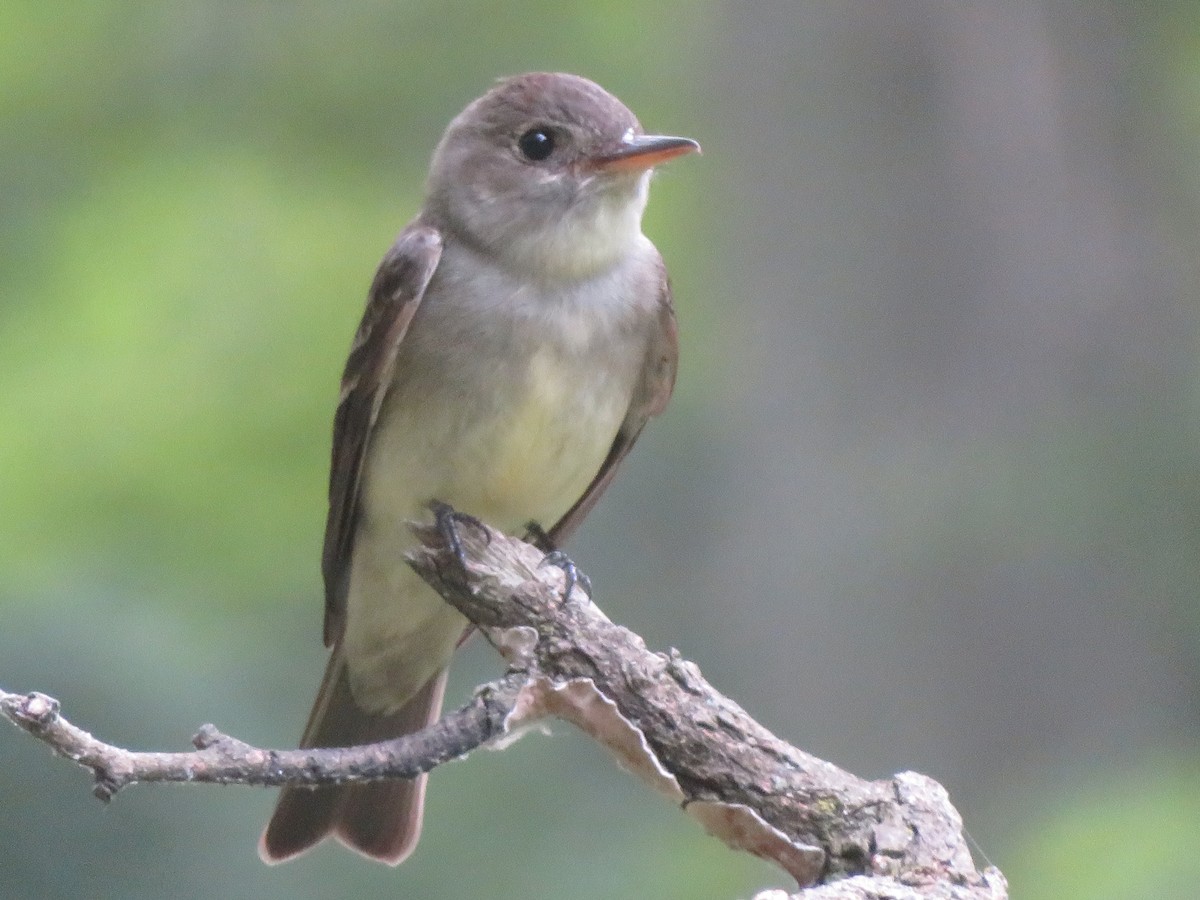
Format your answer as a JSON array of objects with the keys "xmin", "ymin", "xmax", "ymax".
[{"xmin": 1, "ymin": 515, "xmax": 1006, "ymax": 900}]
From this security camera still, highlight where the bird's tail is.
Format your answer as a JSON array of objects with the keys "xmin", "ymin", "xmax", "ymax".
[{"xmin": 258, "ymin": 647, "xmax": 448, "ymax": 866}]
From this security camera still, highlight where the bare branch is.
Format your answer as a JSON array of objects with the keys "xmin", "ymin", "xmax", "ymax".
[
  {"xmin": 0, "ymin": 675, "xmax": 522, "ymax": 801},
  {"xmin": 1, "ymin": 515, "xmax": 1006, "ymax": 899},
  {"xmin": 406, "ymin": 520, "xmax": 1006, "ymax": 899}
]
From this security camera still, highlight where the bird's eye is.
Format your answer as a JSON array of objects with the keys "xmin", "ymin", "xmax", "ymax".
[{"xmin": 518, "ymin": 128, "xmax": 556, "ymax": 161}]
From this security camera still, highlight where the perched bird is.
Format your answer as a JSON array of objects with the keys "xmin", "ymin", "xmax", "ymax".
[{"xmin": 260, "ymin": 72, "xmax": 699, "ymax": 866}]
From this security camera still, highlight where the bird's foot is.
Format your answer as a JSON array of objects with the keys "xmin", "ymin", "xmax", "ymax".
[
  {"xmin": 539, "ymin": 550, "xmax": 593, "ymax": 605},
  {"xmin": 431, "ymin": 501, "xmax": 489, "ymax": 570}
]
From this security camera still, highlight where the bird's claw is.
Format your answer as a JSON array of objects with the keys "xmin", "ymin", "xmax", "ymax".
[
  {"xmin": 539, "ymin": 550, "xmax": 592, "ymax": 605},
  {"xmin": 431, "ymin": 501, "xmax": 488, "ymax": 570}
]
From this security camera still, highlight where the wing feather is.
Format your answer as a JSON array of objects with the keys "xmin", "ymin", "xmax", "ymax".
[{"xmin": 321, "ymin": 225, "xmax": 443, "ymax": 645}]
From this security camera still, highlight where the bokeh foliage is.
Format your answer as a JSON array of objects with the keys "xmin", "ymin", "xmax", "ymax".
[{"xmin": 3, "ymin": 3, "xmax": 1199, "ymax": 899}]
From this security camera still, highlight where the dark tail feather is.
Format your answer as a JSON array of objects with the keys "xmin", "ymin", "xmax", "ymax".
[{"xmin": 258, "ymin": 649, "xmax": 448, "ymax": 866}]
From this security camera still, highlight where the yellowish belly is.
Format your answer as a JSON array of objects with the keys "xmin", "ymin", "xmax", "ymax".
[
  {"xmin": 458, "ymin": 347, "xmax": 628, "ymax": 529},
  {"xmin": 344, "ymin": 344, "xmax": 630, "ymax": 710}
]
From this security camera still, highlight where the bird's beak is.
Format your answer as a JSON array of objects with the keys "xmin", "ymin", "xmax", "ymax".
[{"xmin": 587, "ymin": 133, "xmax": 701, "ymax": 174}]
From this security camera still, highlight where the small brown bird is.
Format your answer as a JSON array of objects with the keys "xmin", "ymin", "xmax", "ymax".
[{"xmin": 260, "ymin": 72, "xmax": 698, "ymax": 866}]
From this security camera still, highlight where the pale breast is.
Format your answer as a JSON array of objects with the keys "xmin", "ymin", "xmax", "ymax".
[
  {"xmin": 361, "ymin": 242, "xmax": 656, "ymax": 536},
  {"xmin": 453, "ymin": 343, "xmax": 633, "ymax": 529}
]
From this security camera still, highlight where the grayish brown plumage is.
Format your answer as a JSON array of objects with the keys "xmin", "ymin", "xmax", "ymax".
[{"xmin": 260, "ymin": 71, "xmax": 697, "ymax": 866}]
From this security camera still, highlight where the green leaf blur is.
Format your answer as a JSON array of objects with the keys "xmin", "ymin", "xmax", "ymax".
[{"xmin": 4, "ymin": 3, "xmax": 1200, "ymax": 900}]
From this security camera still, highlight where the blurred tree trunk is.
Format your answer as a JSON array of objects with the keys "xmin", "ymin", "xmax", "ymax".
[{"xmin": 698, "ymin": 0, "xmax": 1198, "ymax": 821}]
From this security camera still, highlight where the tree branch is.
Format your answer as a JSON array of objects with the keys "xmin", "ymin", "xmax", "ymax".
[
  {"xmin": 1, "ymin": 516, "xmax": 1006, "ymax": 899},
  {"xmin": 0, "ymin": 675, "xmax": 522, "ymax": 801}
]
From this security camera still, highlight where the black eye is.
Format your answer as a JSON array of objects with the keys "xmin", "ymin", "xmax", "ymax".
[{"xmin": 518, "ymin": 128, "xmax": 555, "ymax": 161}]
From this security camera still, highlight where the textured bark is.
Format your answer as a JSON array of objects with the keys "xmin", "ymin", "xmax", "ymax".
[
  {"xmin": 0, "ymin": 677, "xmax": 521, "ymax": 801},
  {"xmin": 0, "ymin": 517, "xmax": 1006, "ymax": 898},
  {"xmin": 406, "ymin": 520, "xmax": 1005, "ymax": 898}
]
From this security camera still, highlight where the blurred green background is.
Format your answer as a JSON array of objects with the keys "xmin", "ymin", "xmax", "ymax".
[{"xmin": 3, "ymin": 2, "xmax": 1199, "ymax": 898}]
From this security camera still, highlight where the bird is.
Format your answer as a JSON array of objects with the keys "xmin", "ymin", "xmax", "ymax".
[{"xmin": 260, "ymin": 71, "xmax": 699, "ymax": 866}]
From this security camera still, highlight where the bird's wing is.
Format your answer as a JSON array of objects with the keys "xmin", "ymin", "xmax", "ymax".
[
  {"xmin": 548, "ymin": 266, "xmax": 679, "ymax": 545},
  {"xmin": 321, "ymin": 224, "xmax": 443, "ymax": 646}
]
